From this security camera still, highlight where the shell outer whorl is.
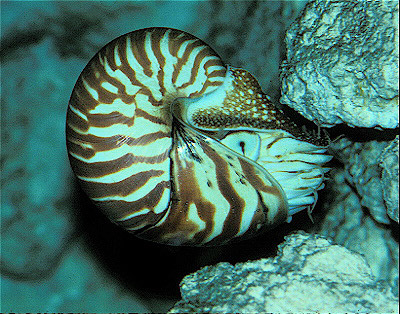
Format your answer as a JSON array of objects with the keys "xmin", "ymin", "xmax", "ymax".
[{"xmin": 66, "ymin": 27, "xmax": 330, "ymax": 246}]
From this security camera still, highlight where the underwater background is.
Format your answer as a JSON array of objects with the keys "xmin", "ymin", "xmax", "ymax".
[{"xmin": 1, "ymin": 1, "xmax": 398, "ymax": 312}]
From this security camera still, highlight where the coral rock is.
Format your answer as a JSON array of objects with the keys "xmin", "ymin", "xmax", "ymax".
[
  {"xmin": 331, "ymin": 137, "xmax": 395, "ymax": 224},
  {"xmin": 281, "ymin": 0, "xmax": 399, "ymax": 129},
  {"xmin": 379, "ymin": 136, "xmax": 399, "ymax": 223},
  {"xmin": 169, "ymin": 232, "xmax": 398, "ymax": 313},
  {"xmin": 318, "ymin": 168, "xmax": 399, "ymax": 296}
]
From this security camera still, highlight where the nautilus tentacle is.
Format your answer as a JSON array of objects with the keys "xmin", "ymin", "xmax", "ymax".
[{"xmin": 66, "ymin": 27, "xmax": 331, "ymax": 246}]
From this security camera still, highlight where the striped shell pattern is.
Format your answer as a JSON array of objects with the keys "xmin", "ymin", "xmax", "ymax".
[{"xmin": 66, "ymin": 27, "xmax": 332, "ymax": 246}]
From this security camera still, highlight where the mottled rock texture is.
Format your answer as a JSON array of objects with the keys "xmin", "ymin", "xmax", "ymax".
[
  {"xmin": 169, "ymin": 232, "xmax": 398, "ymax": 313},
  {"xmin": 331, "ymin": 137, "xmax": 397, "ymax": 224},
  {"xmin": 380, "ymin": 136, "xmax": 399, "ymax": 223},
  {"xmin": 318, "ymin": 135, "xmax": 399, "ymax": 294},
  {"xmin": 278, "ymin": 0, "xmax": 399, "ymax": 297},
  {"xmin": 281, "ymin": 0, "xmax": 399, "ymax": 129},
  {"xmin": 317, "ymin": 168, "xmax": 399, "ymax": 297}
]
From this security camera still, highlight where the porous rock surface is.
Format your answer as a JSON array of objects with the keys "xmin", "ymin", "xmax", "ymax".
[
  {"xmin": 317, "ymin": 168, "xmax": 399, "ymax": 297},
  {"xmin": 169, "ymin": 232, "xmax": 398, "ymax": 313},
  {"xmin": 380, "ymin": 136, "xmax": 399, "ymax": 223},
  {"xmin": 281, "ymin": 0, "xmax": 399, "ymax": 129},
  {"xmin": 317, "ymin": 135, "xmax": 399, "ymax": 293},
  {"xmin": 330, "ymin": 137, "xmax": 398, "ymax": 224}
]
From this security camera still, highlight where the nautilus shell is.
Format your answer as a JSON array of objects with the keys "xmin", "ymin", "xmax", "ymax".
[{"xmin": 66, "ymin": 27, "xmax": 331, "ymax": 246}]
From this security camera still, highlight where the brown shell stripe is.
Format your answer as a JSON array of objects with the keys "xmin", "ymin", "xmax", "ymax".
[{"xmin": 66, "ymin": 28, "xmax": 226, "ymax": 229}]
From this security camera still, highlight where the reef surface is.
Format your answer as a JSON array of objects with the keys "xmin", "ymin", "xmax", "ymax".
[{"xmin": 169, "ymin": 232, "xmax": 398, "ymax": 313}]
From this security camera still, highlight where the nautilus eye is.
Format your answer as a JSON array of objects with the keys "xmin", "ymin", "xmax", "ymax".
[{"xmin": 66, "ymin": 27, "xmax": 332, "ymax": 246}]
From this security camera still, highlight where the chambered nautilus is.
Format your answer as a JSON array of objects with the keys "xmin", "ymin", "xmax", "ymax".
[{"xmin": 66, "ymin": 27, "xmax": 332, "ymax": 246}]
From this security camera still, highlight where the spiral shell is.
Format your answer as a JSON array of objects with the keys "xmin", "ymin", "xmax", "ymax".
[{"xmin": 66, "ymin": 27, "xmax": 331, "ymax": 246}]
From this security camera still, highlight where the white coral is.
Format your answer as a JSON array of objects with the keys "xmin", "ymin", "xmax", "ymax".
[{"xmin": 281, "ymin": 0, "xmax": 399, "ymax": 129}]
